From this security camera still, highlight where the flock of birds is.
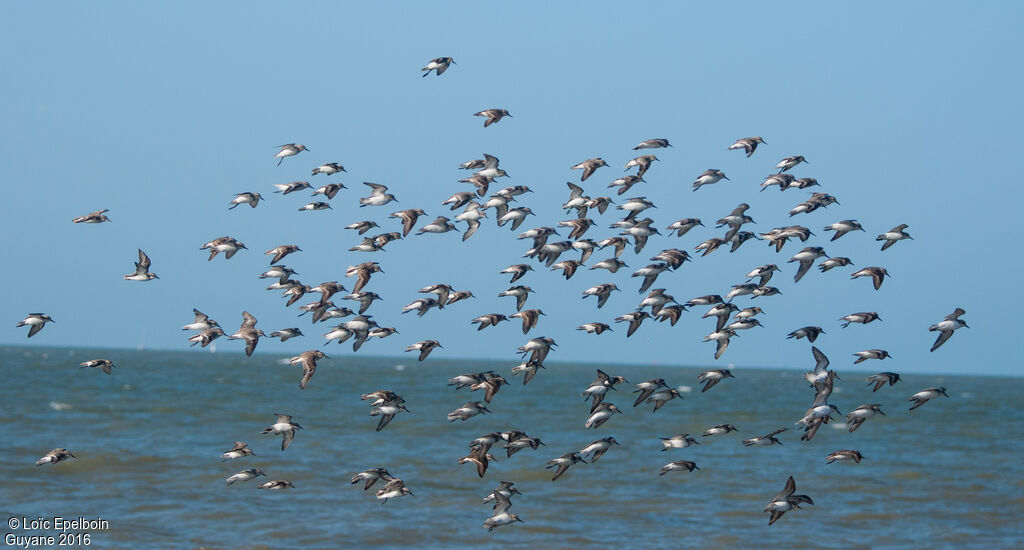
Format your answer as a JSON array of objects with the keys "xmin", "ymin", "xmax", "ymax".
[{"xmin": 20, "ymin": 55, "xmax": 971, "ymax": 531}]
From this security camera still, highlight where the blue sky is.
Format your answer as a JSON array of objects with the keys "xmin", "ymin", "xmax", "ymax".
[{"xmin": 2, "ymin": 2, "xmax": 1020, "ymax": 375}]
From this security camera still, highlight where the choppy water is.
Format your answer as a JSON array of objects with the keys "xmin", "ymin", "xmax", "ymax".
[{"xmin": 2, "ymin": 346, "xmax": 1022, "ymax": 549}]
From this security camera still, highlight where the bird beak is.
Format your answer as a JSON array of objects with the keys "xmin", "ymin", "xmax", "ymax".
[
  {"xmin": 322, "ymin": 354, "xmax": 330, "ymax": 359},
  {"xmin": 723, "ymin": 176, "xmax": 730, "ymax": 180},
  {"xmin": 878, "ymin": 409, "xmax": 886, "ymax": 415}
]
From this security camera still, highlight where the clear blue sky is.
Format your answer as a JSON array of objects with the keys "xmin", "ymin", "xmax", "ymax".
[{"xmin": 2, "ymin": 2, "xmax": 1020, "ymax": 375}]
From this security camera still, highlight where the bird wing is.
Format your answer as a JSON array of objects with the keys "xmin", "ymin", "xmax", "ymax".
[
  {"xmin": 137, "ymin": 249, "xmax": 151, "ymax": 270},
  {"xmin": 299, "ymin": 355, "xmax": 317, "ymax": 389},
  {"xmin": 811, "ymin": 346, "xmax": 829, "ymax": 373},
  {"xmin": 930, "ymin": 330, "xmax": 953, "ymax": 352},
  {"xmin": 241, "ymin": 311, "xmax": 258, "ymax": 330},
  {"xmin": 772, "ymin": 476, "xmax": 797, "ymax": 502},
  {"xmin": 794, "ymin": 258, "xmax": 813, "ymax": 282}
]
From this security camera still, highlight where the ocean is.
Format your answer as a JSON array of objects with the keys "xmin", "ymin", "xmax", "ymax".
[{"xmin": 2, "ymin": 345, "xmax": 1022, "ymax": 549}]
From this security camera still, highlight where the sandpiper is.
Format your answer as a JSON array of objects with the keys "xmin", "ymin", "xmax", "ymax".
[
  {"xmin": 702, "ymin": 424, "xmax": 738, "ymax": 437},
  {"xmin": 929, "ymin": 307, "xmax": 968, "ymax": 352},
  {"xmin": 909, "ymin": 387, "xmax": 948, "ymax": 410},
  {"xmin": 422, "ymin": 56, "xmax": 455, "ymax": 76},
  {"xmin": 80, "ymin": 359, "xmax": 114, "ymax": 375},
  {"xmin": 853, "ymin": 349, "xmax": 891, "ymax": 364},
  {"xmin": 659, "ymin": 460, "xmax": 700, "ymax": 475},
  {"xmin": 265, "ymin": 244, "xmax": 301, "ymax": 265},
  {"xmin": 877, "ymin": 224, "xmax": 912, "ymax": 250},
  {"xmin": 615, "ymin": 311, "xmax": 649, "ymax": 337},
  {"xmin": 823, "ymin": 219, "xmax": 864, "ymax": 241},
  {"xmin": 517, "ymin": 336, "xmax": 556, "ymax": 363},
  {"xmin": 634, "ymin": 138, "xmax": 671, "ymax": 149},
  {"xmin": 273, "ymin": 181, "xmax": 312, "ymax": 195},
  {"xmin": 298, "ymin": 201, "xmax": 332, "ymax": 211},
  {"xmin": 123, "ymin": 249, "xmax": 158, "ymax": 281},
  {"xmin": 743, "ymin": 428, "xmax": 787, "ymax": 446},
  {"xmin": 17, "ymin": 313, "xmax": 54, "ymax": 338},
  {"xmin": 660, "ymin": 434, "xmax": 700, "ymax": 451},
  {"xmin": 370, "ymin": 399, "xmax": 410, "ymax": 432},
  {"xmin": 351, "ymin": 468, "xmax": 394, "ymax": 490},
  {"xmin": 866, "ymin": 372, "xmax": 901, "ymax": 392},
  {"xmin": 632, "ymin": 379, "xmax": 670, "ymax": 407},
  {"xmin": 226, "ymin": 469, "xmax": 266, "ymax": 485},
  {"xmin": 826, "ymin": 449, "xmax": 864, "ymax": 464},
  {"xmin": 228, "ymin": 311, "xmax": 264, "ymax": 356},
  {"xmin": 484, "ymin": 492, "xmax": 524, "ymax": 531},
  {"xmin": 418, "ymin": 215, "xmax": 458, "ymax": 234},
  {"xmin": 347, "ymin": 262, "xmax": 383, "ymax": 293},
  {"xmin": 449, "ymin": 401, "xmax": 491, "ymax": 422},
  {"xmin": 201, "ymin": 236, "xmax": 246, "ymax": 260},
  {"xmin": 582, "ymin": 283, "xmax": 619, "ymax": 309},
  {"xmin": 188, "ymin": 327, "xmax": 224, "ymax": 348},
  {"xmin": 846, "ymin": 404, "xmax": 884, "ymax": 432},
  {"xmin": 72, "ymin": 209, "xmax": 110, "ymax": 223},
  {"xmin": 840, "ymin": 311, "xmax": 882, "ymax": 328},
  {"xmin": 312, "ymin": 162, "xmax": 346, "ymax": 176},
  {"xmin": 313, "ymin": 183, "xmax": 346, "ymax": 200},
  {"xmin": 475, "ymin": 108, "xmax": 512, "ymax": 127},
  {"xmin": 851, "ymin": 267, "xmax": 890, "ymax": 290},
  {"xmin": 261, "ymin": 413, "xmax": 302, "ymax": 451},
  {"xmin": 290, "ymin": 350, "xmax": 328, "ymax": 390},
  {"xmin": 472, "ymin": 313, "xmax": 509, "ymax": 331},
  {"xmin": 697, "ymin": 369, "xmax": 734, "ymax": 392},
  {"xmin": 510, "ymin": 309, "xmax": 543, "ymax": 334},
  {"xmin": 585, "ymin": 402, "xmax": 622, "ymax": 429},
  {"xmin": 482, "ymin": 481, "xmax": 521, "ymax": 503},
  {"xmin": 788, "ymin": 246, "xmax": 829, "ymax": 283},
  {"xmin": 405, "ymin": 340, "xmax": 442, "ymax": 361},
  {"xmin": 229, "ymin": 192, "xmax": 263, "ymax": 210},
  {"xmin": 35, "ymin": 448, "xmax": 75, "ymax": 466},
  {"xmin": 257, "ymin": 480, "xmax": 295, "ymax": 490},
  {"xmin": 764, "ymin": 476, "xmax": 813, "ymax": 526},
  {"xmin": 692, "ymin": 169, "xmax": 728, "ymax": 191},
  {"xmin": 571, "ymin": 158, "xmax": 608, "ymax": 182},
  {"xmin": 775, "ymin": 155, "xmax": 808, "ymax": 172},
  {"xmin": 787, "ymin": 326, "xmax": 824, "ymax": 342},
  {"xmin": 274, "ymin": 143, "xmax": 307, "ymax": 166},
  {"xmin": 376, "ymin": 478, "xmax": 413, "ymax": 503},
  {"xmin": 667, "ymin": 218, "xmax": 703, "ymax": 237},
  {"xmin": 818, "ymin": 257, "xmax": 854, "ymax": 272},
  {"xmin": 501, "ymin": 264, "xmax": 533, "ymax": 283},
  {"xmin": 221, "ymin": 441, "xmax": 255, "ymax": 461},
  {"xmin": 359, "ymin": 182, "xmax": 398, "ymax": 207},
  {"xmin": 577, "ymin": 322, "xmax": 612, "ymax": 335},
  {"xmin": 729, "ymin": 136, "xmax": 765, "ymax": 157},
  {"xmin": 499, "ymin": 285, "xmax": 533, "ymax": 311},
  {"xmin": 546, "ymin": 452, "xmax": 587, "ymax": 480},
  {"xmin": 645, "ymin": 388, "xmax": 681, "ymax": 411},
  {"xmin": 624, "ymin": 154, "xmax": 658, "ymax": 177}
]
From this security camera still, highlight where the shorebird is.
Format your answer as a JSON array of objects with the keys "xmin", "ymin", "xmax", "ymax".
[
  {"xmin": 261, "ymin": 413, "xmax": 302, "ymax": 451},
  {"xmin": 660, "ymin": 434, "xmax": 700, "ymax": 451},
  {"xmin": 571, "ymin": 158, "xmax": 608, "ymax": 182},
  {"xmin": 35, "ymin": 448, "xmax": 75, "ymax": 466},
  {"xmin": 634, "ymin": 138, "xmax": 671, "ymax": 149},
  {"xmin": 582, "ymin": 283, "xmax": 619, "ymax": 308},
  {"xmin": 484, "ymin": 492, "xmax": 524, "ymax": 531},
  {"xmin": 632, "ymin": 379, "xmax": 670, "ymax": 407},
  {"xmin": 265, "ymin": 244, "xmax": 301, "ymax": 265},
  {"xmin": 645, "ymin": 388, "xmax": 681, "ymax": 411},
  {"xmin": 510, "ymin": 309, "xmax": 543, "ymax": 334},
  {"xmin": 221, "ymin": 442, "xmax": 255, "ymax": 461},
  {"xmin": 298, "ymin": 201, "xmax": 332, "ymax": 211},
  {"xmin": 577, "ymin": 322, "xmax": 613, "ymax": 335},
  {"xmin": 877, "ymin": 224, "xmax": 912, "ymax": 250},
  {"xmin": 775, "ymin": 155, "xmax": 808, "ymax": 172},
  {"xmin": 498, "ymin": 207, "xmax": 534, "ymax": 231},
  {"xmin": 504, "ymin": 432, "xmax": 545, "ymax": 457},
  {"xmin": 585, "ymin": 402, "xmax": 622, "ymax": 429},
  {"xmin": 697, "ymin": 369, "xmax": 734, "ymax": 392},
  {"xmin": 228, "ymin": 311, "xmax": 264, "ymax": 356},
  {"xmin": 257, "ymin": 480, "xmax": 295, "ymax": 490},
  {"xmin": 659, "ymin": 460, "xmax": 700, "ymax": 475},
  {"xmin": 290, "ymin": 350, "xmax": 328, "ymax": 389},
  {"xmin": 624, "ymin": 154, "xmax": 658, "ymax": 178},
  {"xmin": 608, "ymin": 175, "xmax": 645, "ymax": 195},
  {"xmin": 851, "ymin": 267, "xmax": 889, "ymax": 290},
  {"xmin": 472, "ymin": 313, "xmax": 509, "ymax": 331},
  {"xmin": 614, "ymin": 311, "xmax": 649, "ymax": 337},
  {"xmin": 581, "ymin": 369, "xmax": 627, "ymax": 411},
  {"xmin": 376, "ymin": 478, "xmax": 413, "ymax": 503},
  {"xmin": 123, "ymin": 249, "xmax": 158, "ymax": 281},
  {"xmin": 201, "ymin": 236, "xmax": 246, "ymax": 260},
  {"xmin": 909, "ymin": 387, "xmax": 948, "ymax": 410},
  {"xmin": 729, "ymin": 136, "xmax": 765, "ymax": 157},
  {"xmin": 546, "ymin": 452, "xmax": 587, "ymax": 480},
  {"xmin": 471, "ymin": 375, "xmax": 509, "ymax": 404},
  {"xmin": 80, "ymin": 359, "xmax": 114, "ymax": 375},
  {"xmin": 818, "ymin": 257, "xmax": 853, "ymax": 272},
  {"xmin": 273, "ymin": 181, "xmax": 312, "ymax": 195},
  {"xmin": 692, "ymin": 169, "xmax": 728, "ymax": 191},
  {"xmin": 422, "ymin": 56, "xmax": 455, "ymax": 76},
  {"xmin": 667, "ymin": 218, "xmax": 703, "ymax": 237},
  {"xmin": 788, "ymin": 246, "xmax": 829, "ymax": 283},
  {"xmin": 846, "ymin": 404, "xmax": 885, "ymax": 432},
  {"xmin": 787, "ymin": 326, "xmax": 825, "ymax": 342},
  {"xmin": 405, "ymin": 340, "xmax": 442, "ymax": 361},
  {"xmin": 746, "ymin": 264, "xmax": 781, "ymax": 287},
  {"xmin": 929, "ymin": 308, "xmax": 968, "ymax": 352},
  {"xmin": 312, "ymin": 162, "xmax": 346, "ymax": 176},
  {"xmin": 345, "ymin": 221, "xmax": 380, "ymax": 235},
  {"xmin": 840, "ymin": 311, "xmax": 882, "ymax": 328},
  {"xmin": 475, "ymin": 108, "xmax": 512, "ymax": 127},
  {"xmin": 866, "ymin": 372, "xmax": 901, "ymax": 392},
  {"xmin": 826, "ymin": 450, "xmax": 864, "ymax": 464},
  {"xmin": 447, "ymin": 290, "xmax": 474, "ymax": 306},
  {"xmin": 654, "ymin": 305, "xmax": 686, "ymax": 326},
  {"xmin": 229, "ymin": 192, "xmax": 263, "ymax": 210},
  {"xmin": 853, "ymin": 349, "xmax": 891, "ymax": 364},
  {"xmin": 274, "ymin": 143, "xmax": 307, "ymax": 166},
  {"xmin": 17, "ymin": 313, "xmax": 54, "ymax": 338},
  {"xmin": 226, "ymin": 469, "xmax": 266, "ymax": 485},
  {"xmin": 418, "ymin": 215, "xmax": 458, "ymax": 234},
  {"xmin": 347, "ymin": 262, "xmax": 383, "ymax": 293},
  {"xmin": 517, "ymin": 336, "xmax": 556, "ymax": 363},
  {"xmin": 370, "ymin": 399, "xmax": 410, "ymax": 432},
  {"xmin": 823, "ymin": 219, "xmax": 864, "ymax": 241},
  {"xmin": 351, "ymin": 468, "xmax": 394, "ymax": 491},
  {"xmin": 391, "ymin": 209, "xmax": 426, "ymax": 237},
  {"xmin": 764, "ymin": 476, "xmax": 813, "ymax": 525},
  {"xmin": 702, "ymin": 424, "xmax": 739, "ymax": 437},
  {"xmin": 72, "ymin": 209, "xmax": 110, "ymax": 223},
  {"xmin": 482, "ymin": 481, "xmax": 522, "ymax": 503},
  {"xmin": 449, "ymin": 401, "xmax": 491, "ymax": 422},
  {"xmin": 188, "ymin": 327, "xmax": 224, "ymax": 348},
  {"xmin": 313, "ymin": 183, "xmax": 346, "ymax": 199},
  {"xmin": 760, "ymin": 173, "xmax": 795, "ymax": 192},
  {"xmin": 743, "ymin": 428, "xmax": 788, "ymax": 447},
  {"xmin": 501, "ymin": 264, "xmax": 533, "ymax": 284},
  {"xmin": 636, "ymin": 288, "xmax": 675, "ymax": 313},
  {"xmin": 499, "ymin": 286, "xmax": 533, "ymax": 311},
  {"xmin": 359, "ymin": 182, "xmax": 398, "ymax": 207}
]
